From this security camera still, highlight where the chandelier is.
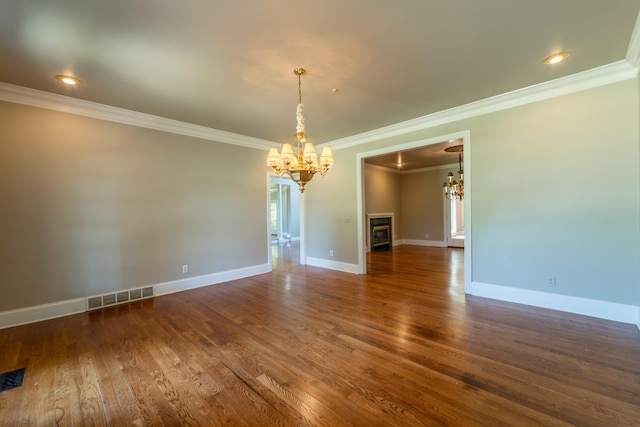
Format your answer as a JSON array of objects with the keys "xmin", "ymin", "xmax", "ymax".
[
  {"xmin": 443, "ymin": 145, "xmax": 464, "ymax": 200},
  {"xmin": 267, "ymin": 68, "xmax": 334, "ymax": 192}
]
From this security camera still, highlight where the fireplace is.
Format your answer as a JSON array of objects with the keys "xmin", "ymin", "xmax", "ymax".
[{"xmin": 369, "ymin": 216, "xmax": 392, "ymax": 251}]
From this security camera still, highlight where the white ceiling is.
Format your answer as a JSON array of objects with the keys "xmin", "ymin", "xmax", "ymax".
[{"xmin": 1, "ymin": 0, "xmax": 639, "ymax": 160}]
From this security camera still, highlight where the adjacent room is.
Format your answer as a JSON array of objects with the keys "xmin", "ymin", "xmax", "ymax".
[{"xmin": 1, "ymin": 1, "xmax": 639, "ymax": 425}]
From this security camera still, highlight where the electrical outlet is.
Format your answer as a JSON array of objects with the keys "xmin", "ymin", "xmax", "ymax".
[
  {"xmin": 547, "ymin": 276, "xmax": 556, "ymax": 287},
  {"xmin": 425, "ymin": 233, "xmax": 429, "ymax": 238},
  {"xmin": 330, "ymin": 250, "xmax": 334, "ymax": 257},
  {"xmin": 182, "ymin": 265, "xmax": 188, "ymax": 274}
]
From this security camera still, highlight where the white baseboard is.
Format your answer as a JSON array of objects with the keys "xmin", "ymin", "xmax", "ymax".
[
  {"xmin": 0, "ymin": 298, "xmax": 86, "ymax": 330},
  {"xmin": 272, "ymin": 236, "xmax": 301, "ymax": 244},
  {"xmin": 306, "ymin": 257, "xmax": 361, "ymax": 274},
  {"xmin": 364, "ymin": 240, "xmax": 444, "ymax": 253},
  {"xmin": 154, "ymin": 263, "xmax": 271, "ymax": 296},
  {"xmin": 470, "ymin": 281, "xmax": 640, "ymax": 327},
  {"xmin": 0, "ymin": 263, "xmax": 271, "ymax": 330},
  {"xmin": 397, "ymin": 239, "xmax": 446, "ymax": 247},
  {"xmin": 5, "ymin": 269, "xmax": 636, "ymax": 331}
]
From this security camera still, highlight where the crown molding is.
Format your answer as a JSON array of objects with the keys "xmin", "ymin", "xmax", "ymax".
[
  {"xmin": 1, "ymin": 59, "xmax": 637, "ymax": 153},
  {"xmin": 0, "ymin": 82, "xmax": 278, "ymax": 151},
  {"xmin": 330, "ymin": 60, "xmax": 638, "ymax": 151},
  {"xmin": 398, "ymin": 163, "xmax": 457, "ymax": 175},
  {"xmin": 365, "ymin": 162, "xmax": 456, "ymax": 175},
  {"xmin": 626, "ymin": 11, "xmax": 640, "ymax": 68}
]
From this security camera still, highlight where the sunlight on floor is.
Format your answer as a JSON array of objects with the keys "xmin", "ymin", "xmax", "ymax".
[{"xmin": 271, "ymin": 241, "xmax": 300, "ymax": 269}]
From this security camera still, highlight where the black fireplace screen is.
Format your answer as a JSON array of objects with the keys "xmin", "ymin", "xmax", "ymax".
[{"xmin": 370, "ymin": 217, "xmax": 392, "ymax": 250}]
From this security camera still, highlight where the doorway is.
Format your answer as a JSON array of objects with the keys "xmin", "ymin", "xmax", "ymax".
[
  {"xmin": 268, "ymin": 175, "xmax": 302, "ymax": 267},
  {"xmin": 446, "ymin": 196, "xmax": 465, "ymax": 248},
  {"xmin": 270, "ymin": 182, "xmax": 291, "ymax": 243},
  {"xmin": 356, "ymin": 130, "xmax": 471, "ymax": 293}
]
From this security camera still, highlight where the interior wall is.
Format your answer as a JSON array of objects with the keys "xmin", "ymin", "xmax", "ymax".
[
  {"xmin": 469, "ymin": 80, "xmax": 639, "ymax": 304},
  {"xmin": 3, "ymin": 76, "xmax": 637, "ymax": 315},
  {"xmin": 0, "ymin": 101, "xmax": 268, "ymax": 312},
  {"xmin": 364, "ymin": 164, "xmax": 458, "ymax": 245},
  {"xmin": 305, "ymin": 151, "xmax": 360, "ymax": 264},
  {"xmin": 400, "ymin": 168, "xmax": 451, "ymax": 242},
  {"xmin": 306, "ymin": 78, "xmax": 640, "ymax": 307},
  {"xmin": 364, "ymin": 164, "xmax": 402, "ymax": 239}
]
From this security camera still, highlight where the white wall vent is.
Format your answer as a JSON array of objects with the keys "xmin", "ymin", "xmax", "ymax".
[
  {"xmin": 87, "ymin": 296, "xmax": 103, "ymax": 310},
  {"xmin": 142, "ymin": 286, "xmax": 153, "ymax": 298},
  {"xmin": 86, "ymin": 286, "xmax": 154, "ymax": 311}
]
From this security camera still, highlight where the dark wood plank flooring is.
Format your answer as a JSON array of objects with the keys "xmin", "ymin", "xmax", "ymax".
[{"xmin": 0, "ymin": 245, "xmax": 639, "ymax": 426}]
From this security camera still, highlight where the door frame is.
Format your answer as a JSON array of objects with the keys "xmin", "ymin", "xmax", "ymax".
[
  {"xmin": 355, "ymin": 130, "xmax": 472, "ymax": 293},
  {"xmin": 444, "ymin": 196, "xmax": 465, "ymax": 248},
  {"xmin": 266, "ymin": 172, "xmax": 306, "ymax": 268}
]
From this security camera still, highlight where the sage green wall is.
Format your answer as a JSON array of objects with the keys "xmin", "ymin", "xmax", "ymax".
[
  {"xmin": 400, "ymin": 169, "xmax": 450, "ymax": 242},
  {"xmin": 364, "ymin": 165, "xmax": 454, "ymax": 242},
  {"xmin": 305, "ymin": 152, "xmax": 359, "ymax": 263},
  {"xmin": 469, "ymin": 81, "xmax": 639, "ymax": 303},
  {"xmin": 364, "ymin": 165, "xmax": 402, "ymax": 239},
  {"xmin": 307, "ymin": 79, "xmax": 640, "ymax": 306},
  {"xmin": 0, "ymin": 101, "xmax": 268, "ymax": 311},
  {"xmin": 3, "ymin": 77, "xmax": 637, "ymax": 312}
]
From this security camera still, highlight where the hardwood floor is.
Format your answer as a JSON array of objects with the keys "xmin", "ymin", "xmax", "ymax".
[{"xmin": 1, "ymin": 245, "xmax": 639, "ymax": 426}]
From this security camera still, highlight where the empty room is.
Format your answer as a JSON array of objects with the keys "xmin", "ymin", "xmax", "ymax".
[{"xmin": 1, "ymin": 1, "xmax": 639, "ymax": 425}]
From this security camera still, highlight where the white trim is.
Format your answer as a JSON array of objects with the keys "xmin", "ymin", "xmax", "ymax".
[
  {"xmin": 364, "ymin": 162, "xmax": 456, "ymax": 175},
  {"xmin": 626, "ymin": 11, "xmax": 640, "ymax": 68},
  {"xmin": 306, "ymin": 257, "xmax": 360, "ymax": 274},
  {"xmin": 470, "ymin": 282, "xmax": 640, "ymax": 327},
  {"xmin": 356, "ymin": 156, "xmax": 366, "ymax": 274},
  {"xmin": 397, "ymin": 163, "xmax": 457, "ymax": 175},
  {"xmin": 356, "ymin": 131, "xmax": 468, "ymax": 160},
  {"xmin": 355, "ymin": 131, "xmax": 472, "ymax": 286},
  {"xmin": 364, "ymin": 163, "xmax": 399, "ymax": 173},
  {"xmin": 299, "ymin": 191, "xmax": 307, "ymax": 265},
  {"xmin": 266, "ymin": 172, "xmax": 276, "ymax": 270},
  {"xmin": 0, "ymin": 82, "xmax": 278, "ymax": 150},
  {"xmin": 398, "ymin": 239, "xmax": 446, "ymax": 248},
  {"xmin": 154, "ymin": 263, "xmax": 271, "ymax": 296},
  {"xmin": 462, "ymin": 137, "xmax": 472, "ymax": 294},
  {"xmin": 448, "ymin": 237, "xmax": 465, "ymax": 248},
  {"xmin": 331, "ymin": 61, "xmax": 637, "ymax": 151},
  {"xmin": 2, "ymin": 62, "xmax": 634, "ymax": 156},
  {"xmin": 443, "ymin": 191, "xmax": 451, "ymax": 249},
  {"xmin": 0, "ymin": 298, "xmax": 85, "ymax": 330},
  {"xmin": 0, "ymin": 263, "xmax": 270, "ymax": 329}
]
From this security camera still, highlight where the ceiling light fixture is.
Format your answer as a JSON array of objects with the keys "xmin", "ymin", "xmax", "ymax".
[
  {"xmin": 543, "ymin": 52, "xmax": 570, "ymax": 65},
  {"xmin": 55, "ymin": 74, "xmax": 82, "ymax": 85},
  {"xmin": 267, "ymin": 68, "xmax": 334, "ymax": 193},
  {"xmin": 443, "ymin": 145, "xmax": 464, "ymax": 200}
]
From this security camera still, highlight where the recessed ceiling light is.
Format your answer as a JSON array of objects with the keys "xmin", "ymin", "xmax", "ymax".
[
  {"xmin": 55, "ymin": 74, "xmax": 82, "ymax": 86},
  {"xmin": 543, "ymin": 52, "xmax": 570, "ymax": 65}
]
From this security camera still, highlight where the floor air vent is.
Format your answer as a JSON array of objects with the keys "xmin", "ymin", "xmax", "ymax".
[
  {"xmin": 86, "ymin": 286, "xmax": 154, "ymax": 311},
  {"xmin": 0, "ymin": 368, "xmax": 26, "ymax": 392}
]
